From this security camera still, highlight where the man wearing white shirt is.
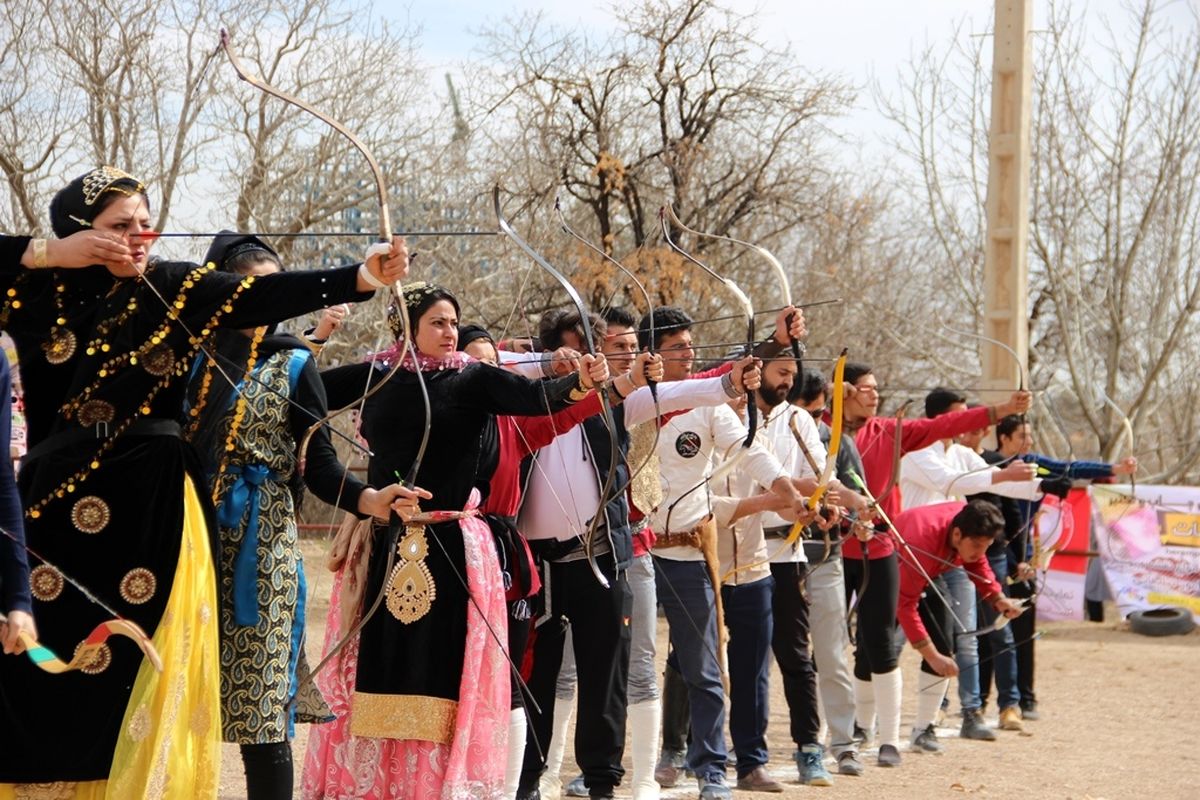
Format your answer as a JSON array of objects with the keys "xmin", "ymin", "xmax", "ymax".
[
  {"xmin": 648, "ymin": 307, "xmax": 812, "ymax": 800},
  {"xmin": 516, "ymin": 309, "xmax": 762, "ymax": 800},
  {"xmin": 898, "ymin": 389, "xmax": 1044, "ymax": 748}
]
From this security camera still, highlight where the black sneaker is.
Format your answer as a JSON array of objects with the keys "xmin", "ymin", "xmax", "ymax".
[
  {"xmin": 852, "ymin": 723, "xmax": 869, "ymax": 746},
  {"xmin": 515, "ymin": 788, "xmax": 541, "ymax": 800},
  {"xmin": 1020, "ymin": 700, "xmax": 1040, "ymax": 721},
  {"xmin": 877, "ymin": 744, "xmax": 901, "ymax": 767},
  {"xmin": 961, "ymin": 709, "xmax": 997, "ymax": 741},
  {"xmin": 910, "ymin": 724, "xmax": 943, "ymax": 753}
]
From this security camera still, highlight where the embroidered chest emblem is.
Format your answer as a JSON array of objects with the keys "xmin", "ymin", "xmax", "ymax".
[{"xmin": 675, "ymin": 431, "xmax": 702, "ymax": 458}]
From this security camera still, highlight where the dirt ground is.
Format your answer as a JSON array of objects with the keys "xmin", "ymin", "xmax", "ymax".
[{"xmin": 218, "ymin": 540, "xmax": 1200, "ymax": 799}]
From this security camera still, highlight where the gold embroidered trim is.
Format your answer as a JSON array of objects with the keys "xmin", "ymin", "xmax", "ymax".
[
  {"xmin": 30, "ymin": 564, "xmax": 63, "ymax": 601},
  {"xmin": 385, "ymin": 523, "xmax": 437, "ymax": 624},
  {"xmin": 141, "ymin": 342, "xmax": 175, "ymax": 376},
  {"xmin": 43, "ymin": 330, "xmax": 77, "ymax": 365},
  {"xmin": 72, "ymin": 641, "xmax": 112, "ymax": 675},
  {"xmin": 77, "ymin": 399, "xmax": 116, "ymax": 427},
  {"xmin": 12, "ymin": 783, "xmax": 77, "ymax": 800},
  {"xmin": 71, "ymin": 495, "xmax": 111, "ymax": 534},
  {"xmin": 128, "ymin": 703, "xmax": 152, "ymax": 742},
  {"xmin": 349, "ymin": 692, "xmax": 456, "ymax": 744},
  {"xmin": 120, "ymin": 567, "xmax": 157, "ymax": 604}
]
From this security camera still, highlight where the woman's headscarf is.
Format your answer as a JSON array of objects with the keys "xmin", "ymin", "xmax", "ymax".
[
  {"xmin": 386, "ymin": 281, "xmax": 460, "ymax": 341},
  {"xmin": 49, "ymin": 166, "xmax": 147, "ymax": 238},
  {"xmin": 203, "ymin": 230, "xmax": 281, "ymax": 272}
]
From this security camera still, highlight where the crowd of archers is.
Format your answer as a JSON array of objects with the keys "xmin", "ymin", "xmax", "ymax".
[{"xmin": 0, "ymin": 166, "xmax": 1137, "ymax": 800}]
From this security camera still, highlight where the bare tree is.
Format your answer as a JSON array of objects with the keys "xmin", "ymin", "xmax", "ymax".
[
  {"xmin": 472, "ymin": 0, "xmax": 854, "ymax": 346},
  {"xmin": 877, "ymin": 0, "xmax": 1200, "ymax": 481}
]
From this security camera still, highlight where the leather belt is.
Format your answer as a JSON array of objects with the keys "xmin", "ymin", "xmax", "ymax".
[
  {"xmin": 654, "ymin": 521, "xmax": 707, "ymax": 551},
  {"xmin": 763, "ymin": 525, "xmax": 792, "ymax": 540}
]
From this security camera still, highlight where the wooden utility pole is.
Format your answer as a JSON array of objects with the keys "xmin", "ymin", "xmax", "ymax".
[{"xmin": 981, "ymin": 0, "xmax": 1033, "ymax": 392}]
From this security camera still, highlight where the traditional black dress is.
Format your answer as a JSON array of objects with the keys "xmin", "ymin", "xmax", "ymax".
[
  {"xmin": 308, "ymin": 353, "xmax": 578, "ymax": 795},
  {"xmin": 0, "ymin": 234, "xmax": 371, "ymax": 795}
]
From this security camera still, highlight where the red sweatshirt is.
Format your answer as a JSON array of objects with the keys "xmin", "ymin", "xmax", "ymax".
[
  {"xmin": 894, "ymin": 501, "xmax": 1003, "ymax": 648},
  {"xmin": 481, "ymin": 392, "xmax": 603, "ymax": 516},
  {"xmin": 843, "ymin": 404, "xmax": 993, "ymax": 560}
]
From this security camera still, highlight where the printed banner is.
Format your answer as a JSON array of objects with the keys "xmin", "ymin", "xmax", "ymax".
[
  {"xmin": 1091, "ymin": 484, "xmax": 1200, "ymax": 623},
  {"xmin": 1036, "ymin": 489, "xmax": 1091, "ymax": 622}
]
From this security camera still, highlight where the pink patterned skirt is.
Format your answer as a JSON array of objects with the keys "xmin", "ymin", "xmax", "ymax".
[{"xmin": 301, "ymin": 494, "xmax": 508, "ymax": 799}]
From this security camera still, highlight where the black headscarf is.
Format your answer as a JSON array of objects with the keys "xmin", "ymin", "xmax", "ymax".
[
  {"xmin": 457, "ymin": 324, "xmax": 494, "ymax": 351},
  {"xmin": 189, "ymin": 232, "xmax": 309, "ymax": 504},
  {"xmin": 49, "ymin": 166, "xmax": 147, "ymax": 238},
  {"xmin": 202, "ymin": 230, "xmax": 281, "ymax": 272}
]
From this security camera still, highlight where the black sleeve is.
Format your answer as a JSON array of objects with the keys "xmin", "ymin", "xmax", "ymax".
[
  {"xmin": 189, "ymin": 263, "xmax": 375, "ymax": 331},
  {"xmin": 291, "ymin": 356, "xmax": 368, "ymax": 515},
  {"xmin": 0, "ymin": 360, "xmax": 31, "ymax": 613},
  {"xmin": 319, "ymin": 363, "xmax": 379, "ymax": 412},
  {"xmin": 461, "ymin": 363, "xmax": 580, "ymax": 417},
  {"xmin": 0, "ymin": 236, "xmax": 32, "ymax": 284}
]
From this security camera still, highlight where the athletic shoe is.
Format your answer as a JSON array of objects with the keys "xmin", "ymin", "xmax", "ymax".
[
  {"xmin": 654, "ymin": 749, "xmax": 685, "ymax": 788},
  {"xmin": 960, "ymin": 709, "xmax": 997, "ymax": 741},
  {"xmin": 698, "ymin": 772, "xmax": 735, "ymax": 799},
  {"xmin": 910, "ymin": 724, "xmax": 944, "ymax": 753},
  {"xmin": 836, "ymin": 750, "xmax": 865, "ymax": 777},
  {"xmin": 515, "ymin": 788, "xmax": 542, "ymax": 800},
  {"xmin": 1020, "ymin": 700, "xmax": 1040, "ymax": 721},
  {"xmin": 876, "ymin": 744, "xmax": 902, "ymax": 767},
  {"xmin": 797, "ymin": 745, "xmax": 834, "ymax": 786},
  {"xmin": 999, "ymin": 706, "xmax": 1024, "ymax": 731},
  {"xmin": 564, "ymin": 775, "xmax": 588, "ymax": 797}
]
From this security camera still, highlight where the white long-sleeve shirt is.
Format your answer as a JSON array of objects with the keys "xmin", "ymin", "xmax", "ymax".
[
  {"xmin": 759, "ymin": 404, "xmax": 826, "ymax": 564},
  {"xmin": 899, "ymin": 440, "xmax": 1044, "ymax": 510},
  {"xmin": 520, "ymin": 375, "xmax": 737, "ymax": 542},
  {"xmin": 652, "ymin": 404, "xmax": 789, "ymax": 562}
]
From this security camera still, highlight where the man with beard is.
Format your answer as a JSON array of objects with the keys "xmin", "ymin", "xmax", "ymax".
[{"xmin": 649, "ymin": 307, "xmax": 814, "ymax": 800}]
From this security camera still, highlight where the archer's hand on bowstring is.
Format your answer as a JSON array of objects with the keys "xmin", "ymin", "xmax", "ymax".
[
  {"xmin": 360, "ymin": 235, "xmax": 410, "ymax": 290},
  {"xmin": 313, "ymin": 303, "xmax": 353, "ymax": 340},
  {"xmin": 731, "ymin": 355, "xmax": 762, "ymax": 394},
  {"xmin": 546, "ymin": 346, "xmax": 583, "ymax": 377},
  {"xmin": 0, "ymin": 609, "xmax": 36, "ymax": 656},
  {"xmin": 826, "ymin": 479, "xmax": 871, "ymax": 515},
  {"xmin": 773, "ymin": 305, "xmax": 806, "ymax": 344},
  {"xmin": 359, "ymin": 482, "xmax": 434, "ymax": 523},
  {"xmin": 21, "ymin": 230, "xmax": 134, "ymax": 271}
]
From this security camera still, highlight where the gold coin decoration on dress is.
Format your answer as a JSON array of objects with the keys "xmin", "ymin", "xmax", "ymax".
[
  {"xmin": 42, "ymin": 329, "xmax": 77, "ymax": 365},
  {"xmin": 72, "ymin": 641, "xmax": 112, "ymax": 675},
  {"xmin": 141, "ymin": 342, "xmax": 175, "ymax": 376},
  {"xmin": 29, "ymin": 564, "xmax": 64, "ymax": 601},
  {"xmin": 77, "ymin": 399, "xmax": 116, "ymax": 427},
  {"xmin": 70, "ymin": 495, "xmax": 111, "ymax": 534},
  {"xmin": 119, "ymin": 567, "xmax": 157, "ymax": 604},
  {"xmin": 385, "ymin": 523, "xmax": 437, "ymax": 624}
]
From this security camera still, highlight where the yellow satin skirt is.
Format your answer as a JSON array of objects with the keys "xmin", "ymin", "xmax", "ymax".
[{"xmin": 0, "ymin": 476, "xmax": 221, "ymax": 800}]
